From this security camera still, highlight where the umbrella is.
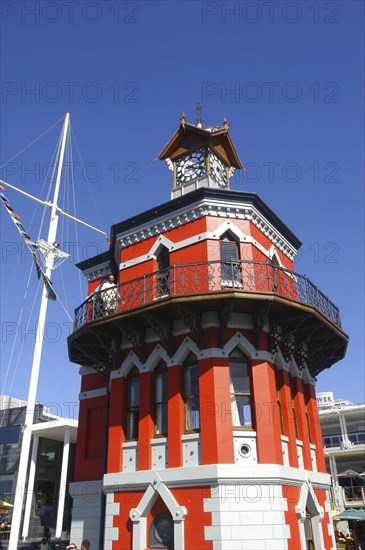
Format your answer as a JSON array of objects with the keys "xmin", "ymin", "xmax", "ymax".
[
  {"xmin": 337, "ymin": 469, "xmax": 360, "ymax": 478},
  {"xmin": 0, "ymin": 499, "xmax": 13, "ymax": 508},
  {"xmin": 333, "ymin": 509, "xmax": 365, "ymax": 521}
]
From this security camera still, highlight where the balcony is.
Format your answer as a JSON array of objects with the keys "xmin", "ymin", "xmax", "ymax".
[
  {"xmin": 75, "ymin": 260, "xmax": 342, "ymax": 329},
  {"xmin": 69, "ymin": 260, "xmax": 348, "ymax": 375},
  {"xmin": 324, "ymin": 432, "xmax": 365, "ymax": 449}
]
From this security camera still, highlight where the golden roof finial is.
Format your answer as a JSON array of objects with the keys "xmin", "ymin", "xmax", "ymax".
[
  {"xmin": 180, "ymin": 112, "xmax": 186, "ymax": 127},
  {"xmin": 223, "ymin": 117, "xmax": 229, "ymax": 130}
]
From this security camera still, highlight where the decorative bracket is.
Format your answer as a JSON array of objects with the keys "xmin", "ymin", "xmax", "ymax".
[
  {"xmin": 174, "ymin": 304, "xmax": 204, "ymax": 349},
  {"xmin": 218, "ymin": 298, "xmax": 235, "ymax": 347},
  {"xmin": 269, "ymin": 323, "xmax": 282, "ymax": 354},
  {"xmin": 253, "ymin": 301, "xmax": 272, "ymax": 349},
  {"xmin": 143, "ymin": 313, "xmax": 175, "ymax": 357},
  {"xmin": 117, "ymin": 321, "xmax": 147, "ymax": 363}
]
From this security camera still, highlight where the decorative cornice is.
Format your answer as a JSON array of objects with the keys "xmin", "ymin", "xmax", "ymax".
[
  {"xmin": 116, "ymin": 198, "xmax": 297, "ymax": 261},
  {"xmin": 103, "ymin": 464, "xmax": 331, "ymax": 493}
]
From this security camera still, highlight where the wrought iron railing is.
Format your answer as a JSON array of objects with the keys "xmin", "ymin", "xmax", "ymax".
[{"xmin": 73, "ymin": 260, "xmax": 341, "ymax": 330}]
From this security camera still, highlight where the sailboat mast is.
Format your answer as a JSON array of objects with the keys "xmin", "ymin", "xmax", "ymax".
[{"xmin": 9, "ymin": 113, "xmax": 70, "ymax": 549}]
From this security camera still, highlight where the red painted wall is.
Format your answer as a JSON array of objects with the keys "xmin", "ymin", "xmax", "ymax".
[
  {"xmin": 251, "ymin": 359, "xmax": 283, "ymax": 464},
  {"xmin": 113, "ymin": 486, "xmax": 212, "ymax": 550},
  {"xmin": 107, "ymin": 377, "xmax": 127, "ymax": 473},
  {"xmin": 74, "ymin": 395, "xmax": 106, "ymax": 481},
  {"xmin": 304, "ymin": 382, "xmax": 327, "ymax": 473},
  {"xmin": 199, "ymin": 357, "xmax": 234, "ymax": 464}
]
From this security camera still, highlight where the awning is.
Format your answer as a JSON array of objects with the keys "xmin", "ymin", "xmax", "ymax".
[{"xmin": 333, "ymin": 509, "xmax": 365, "ymax": 521}]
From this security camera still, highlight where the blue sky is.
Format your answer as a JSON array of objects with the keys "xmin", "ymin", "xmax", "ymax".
[{"xmin": 1, "ymin": 1, "xmax": 364, "ymax": 418}]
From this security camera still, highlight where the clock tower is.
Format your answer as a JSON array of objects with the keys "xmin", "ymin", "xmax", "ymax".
[{"xmin": 159, "ymin": 113, "xmax": 242, "ymax": 198}]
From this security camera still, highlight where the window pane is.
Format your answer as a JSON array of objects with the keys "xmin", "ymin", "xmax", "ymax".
[
  {"xmin": 0, "ymin": 426, "xmax": 20, "ymax": 445},
  {"xmin": 127, "ymin": 410, "xmax": 139, "ymax": 440},
  {"xmin": 232, "ymin": 395, "xmax": 252, "ymax": 427},
  {"xmin": 230, "ymin": 363, "xmax": 250, "ymax": 393},
  {"xmin": 184, "ymin": 365, "xmax": 199, "ymax": 397},
  {"xmin": 129, "ymin": 377, "xmax": 140, "ymax": 406},
  {"xmin": 186, "ymin": 398, "xmax": 200, "ymax": 430},
  {"xmin": 155, "ymin": 403, "xmax": 168, "ymax": 436}
]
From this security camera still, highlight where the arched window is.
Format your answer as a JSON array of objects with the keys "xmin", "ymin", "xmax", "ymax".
[
  {"xmin": 126, "ymin": 367, "xmax": 140, "ymax": 440},
  {"xmin": 229, "ymin": 348, "xmax": 253, "ymax": 428},
  {"xmin": 156, "ymin": 247, "xmax": 170, "ymax": 297},
  {"xmin": 220, "ymin": 233, "xmax": 241, "ymax": 286},
  {"xmin": 154, "ymin": 360, "xmax": 168, "ymax": 436},
  {"xmin": 183, "ymin": 352, "xmax": 200, "ymax": 431},
  {"xmin": 150, "ymin": 513, "xmax": 174, "ymax": 549}
]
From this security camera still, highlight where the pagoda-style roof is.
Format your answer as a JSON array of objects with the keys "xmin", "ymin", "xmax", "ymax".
[{"xmin": 158, "ymin": 114, "xmax": 243, "ymax": 168}]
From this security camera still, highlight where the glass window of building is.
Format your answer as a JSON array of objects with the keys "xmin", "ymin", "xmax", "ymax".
[
  {"xmin": 126, "ymin": 367, "xmax": 140, "ymax": 440},
  {"xmin": 150, "ymin": 513, "xmax": 174, "ymax": 549},
  {"xmin": 154, "ymin": 360, "xmax": 168, "ymax": 436},
  {"xmin": 220, "ymin": 233, "xmax": 241, "ymax": 285},
  {"xmin": 183, "ymin": 353, "xmax": 200, "ymax": 431},
  {"xmin": 156, "ymin": 247, "xmax": 170, "ymax": 297},
  {"xmin": 229, "ymin": 348, "xmax": 253, "ymax": 428}
]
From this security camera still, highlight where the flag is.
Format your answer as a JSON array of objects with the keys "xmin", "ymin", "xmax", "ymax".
[{"xmin": 0, "ymin": 189, "xmax": 57, "ymax": 300}]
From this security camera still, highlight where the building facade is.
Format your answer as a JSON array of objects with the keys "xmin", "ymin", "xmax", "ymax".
[
  {"xmin": 0, "ymin": 395, "xmax": 77, "ymax": 542},
  {"xmin": 68, "ymin": 115, "xmax": 348, "ymax": 549},
  {"xmin": 317, "ymin": 393, "xmax": 365, "ymax": 511}
]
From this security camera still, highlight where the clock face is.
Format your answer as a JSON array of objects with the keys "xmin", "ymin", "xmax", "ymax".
[
  {"xmin": 175, "ymin": 148, "xmax": 206, "ymax": 185},
  {"xmin": 210, "ymin": 153, "xmax": 228, "ymax": 187}
]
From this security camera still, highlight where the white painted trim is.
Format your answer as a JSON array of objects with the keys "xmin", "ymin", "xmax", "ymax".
[
  {"xmin": 114, "ymin": 351, "xmax": 143, "ymax": 378},
  {"xmin": 288, "ymin": 357, "xmax": 302, "ymax": 378},
  {"xmin": 111, "ymin": 337, "xmax": 273, "ymax": 379},
  {"xmin": 104, "ymin": 464, "xmax": 331, "ymax": 493},
  {"xmin": 79, "ymin": 387, "xmax": 107, "ymax": 400},
  {"xmin": 224, "ymin": 332, "xmax": 257, "ymax": 359},
  {"xmin": 142, "ymin": 344, "xmax": 171, "ymax": 372},
  {"xmin": 296, "ymin": 481, "xmax": 325, "ymax": 550},
  {"xmin": 129, "ymin": 475, "xmax": 187, "ymax": 550},
  {"xmin": 274, "ymin": 349, "xmax": 288, "ymax": 371},
  {"xmin": 120, "ymin": 222, "xmax": 279, "ymax": 271},
  {"xmin": 115, "ymin": 197, "xmax": 298, "ymax": 261},
  {"xmin": 79, "ymin": 365, "xmax": 98, "ymax": 376},
  {"xmin": 170, "ymin": 336, "xmax": 200, "ymax": 366}
]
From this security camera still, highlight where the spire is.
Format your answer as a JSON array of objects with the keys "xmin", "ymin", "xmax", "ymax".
[{"xmin": 195, "ymin": 101, "xmax": 203, "ymax": 128}]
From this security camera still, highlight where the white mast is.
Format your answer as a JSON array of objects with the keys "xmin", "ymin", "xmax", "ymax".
[{"xmin": 8, "ymin": 114, "xmax": 72, "ymax": 549}]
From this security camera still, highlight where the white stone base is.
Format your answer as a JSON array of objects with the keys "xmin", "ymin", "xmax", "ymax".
[
  {"xmin": 204, "ymin": 484, "xmax": 289, "ymax": 550},
  {"xmin": 69, "ymin": 480, "xmax": 103, "ymax": 548}
]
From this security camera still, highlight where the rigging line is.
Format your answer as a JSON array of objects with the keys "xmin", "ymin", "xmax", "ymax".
[
  {"xmin": 0, "ymin": 116, "xmax": 64, "ymax": 170},
  {"xmin": 6, "ymin": 279, "xmax": 42, "ymax": 409},
  {"xmin": 0, "ymin": 267, "xmax": 41, "ymax": 427},
  {"xmin": 55, "ymin": 286, "xmax": 74, "ymax": 323},
  {"xmin": 69, "ymin": 127, "xmax": 84, "ymax": 300},
  {"xmin": 28, "ymin": 136, "xmax": 60, "ymax": 238},
  {"xmin": 71, "ymin": 124, "xmax": 108, "ymax": 240},
  {"xmin": 37, "ymin": 130, "xmax": 63, "ymax": 241}
]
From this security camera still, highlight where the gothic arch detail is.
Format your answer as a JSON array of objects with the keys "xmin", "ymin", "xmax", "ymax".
[{"xmin": 129, "ymin": 477, "xmax": 187, "ymax": 550}]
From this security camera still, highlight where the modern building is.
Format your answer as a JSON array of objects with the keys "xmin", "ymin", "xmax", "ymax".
[
  {"xmin": 0, "ymin": 395, "xmax": 77, "ymax": 542},
  {"xmin": 317, "ymin": 392, "xmax": 365, "ymax": 511},
  {"xmin": 68, "ymin": 114, "xmax": 348, "ymax": 549}
]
